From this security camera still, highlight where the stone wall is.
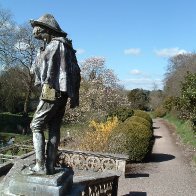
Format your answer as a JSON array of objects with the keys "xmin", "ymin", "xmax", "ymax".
[{"xmin": 57, "ymin": 149, "xmax": 128, "ymax": 174}]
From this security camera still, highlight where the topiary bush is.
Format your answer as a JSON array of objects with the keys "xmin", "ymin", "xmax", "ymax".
[
  {"xmin": 108, "ymin": 107, "xmax": 133, "ymax": 122},
  {"xmin": 133, "ymin": 110, "xmax": 153, "ymax": 125},
  {"xmin": 153, "ymin": 106, "xmax": 167, "ymax": 118},
  {"xmin": 108, "ymin": 120, "xmax": 153, "ymax": 162},
  {"xmin": 125, "ymin": 116, "xmax": 152, "ymax": 130}
]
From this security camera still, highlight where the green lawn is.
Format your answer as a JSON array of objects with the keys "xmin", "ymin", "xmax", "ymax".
[{"xmin": 0, "ymin": 132, "xmax": 31, "ymax": 145}]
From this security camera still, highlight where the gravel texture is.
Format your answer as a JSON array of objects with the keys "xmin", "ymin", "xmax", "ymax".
[{"xmin": 118, "ymin": 118, "xmax": 196, "ymax": 196}]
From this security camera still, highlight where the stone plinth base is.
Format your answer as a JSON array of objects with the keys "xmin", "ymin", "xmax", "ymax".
[
  {"xmin": 8, "ymin": 168, "xmax": 73, "ymax": 196},
  {"xmin": 1, "ymin": 154, "xmax": 73, "ymax": 196}
]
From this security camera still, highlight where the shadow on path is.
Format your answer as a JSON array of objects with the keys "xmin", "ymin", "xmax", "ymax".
[
  {"xmin": 149, "ymin": 153, "xmax": 175, "ymax": 163},
  {"xmin": 125, "ymin": 173, "xmax": 149, "ymax": 178},
  {"xmin": 153, "ymin": 126, "xmax": 160, "ymax": 129},
  {"xmin": 154, "ymin": 135, "xmax": 162, "ymax": 139},
  {"xmin": 123, "ymin": 192, "xmax": 147, "ymax": 196}
]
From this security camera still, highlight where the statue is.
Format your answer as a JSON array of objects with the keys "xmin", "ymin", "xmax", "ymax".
[{"xmin": 29, "ymin": 14, "xmax": 80, "ymax": 175}]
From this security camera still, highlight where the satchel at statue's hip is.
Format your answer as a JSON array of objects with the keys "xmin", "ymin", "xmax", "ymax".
[{"xmin": 41, "ymin": 84, "xmax": 56, "ymax": 101}]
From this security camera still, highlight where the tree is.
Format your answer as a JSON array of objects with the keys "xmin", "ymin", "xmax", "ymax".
[
  {"xmin": 178, "ymin": 73, "xmax": 196, "ymax": 128},
  {"xmin": 0, "ymin": 67, "xmax": 27, "ymax": 113},
  {"xmin": 162, "ymin": 53, "xmax": 196, "ymax": 118},
  {"xmin": 0, "ymin": 15, "xmax": 40, "ymax": 114},
  {"xmin": 12, "ymin": 24, "xmax": 40, "ymax": 114},
  {"xmin": 164, "ymin": 53, "xmax": 196, "ymax": 97},
  {"xmin": 0, "ymin": 7, "xmax": 21, "ymax": 113},
  {"xmin": 80, "ymin": 57, "xmax": 128, "ymax": 112},
  {"xmin": 149, "ymin": 90, "xmax": 164, "ymax": 110},
  {"xmin": 65, "ymin": 57, "xmax": 130, "ymax": 123},
  {"xmin": 0, "ymin": 6, "xmax": 41, "ymax": 114},
  {"xmin": 0, "ymin": 7, "xmax": 16, "ymax": 69},
  {"xmin": 81, "ymin": 57, "xmax": 119, "ymax": 88},
  {"xmin": 127, "ymin": 88, "xmax": 150, "ymax": 110}
]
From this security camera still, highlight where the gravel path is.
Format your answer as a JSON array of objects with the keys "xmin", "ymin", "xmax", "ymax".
[{"xmin": 118, "ymin": 118, "xmax": 196, "ymax": 196}]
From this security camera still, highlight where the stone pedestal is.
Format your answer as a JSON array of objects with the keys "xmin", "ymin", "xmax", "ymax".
[
  {"xmin": 1, "ymin": 154, "xmax": 73, "ymax": 196},
  {"xmin": 8, "ymin": 169, "xmax": 73, "ymax": 196},
  {"xmin": 0, "ymin": 150, "xmax": 126, "ymax": 195}
]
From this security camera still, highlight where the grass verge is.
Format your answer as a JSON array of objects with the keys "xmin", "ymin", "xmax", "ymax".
[
  {"xmin": 163, "ymin": 113, "xmax": 196, "ymax": 166},
  {"xmin": 164, "ymin": 113, "xmax": 196, "ymax": 148}
]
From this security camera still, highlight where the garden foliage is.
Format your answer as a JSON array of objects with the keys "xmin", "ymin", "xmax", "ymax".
[
  {"xmin": 79, "ymin": 110, "xmax": 154, "ymax": 162},
  {"xmin": 107, "ymin": 107, "xmax": 133, "ymax": 122},
  {"xmin": 64, "ymin": 57, "xmax": 130, "ymax": 124},
  {"xmin": 79, "ymin": 117, "xmax": 119, "ymax": 152},
  {"xmin": 179, "ymin": 73, "xmax": 196, "ymax": 121},
  {"xmin": 127, "ymin": 88, "xmax": 150, "ymax": 110}
]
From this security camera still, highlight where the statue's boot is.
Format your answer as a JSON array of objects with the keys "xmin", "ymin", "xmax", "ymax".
[
  {"xmin": 46, "ymin": 141, "xmax": 58, "ymax": 175},
  {"xmin": 46, "ymin": 129, "xmax": 60, "ymax": 175},
  {"xmin": 30, "ymin": 132, "xmax": 46, "ymax": 174}
]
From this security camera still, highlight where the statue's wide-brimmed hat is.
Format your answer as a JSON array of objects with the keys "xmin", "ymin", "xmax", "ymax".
[{"xmin": 30, "ymin": 14, "xmax": 67, "ymax": 36}]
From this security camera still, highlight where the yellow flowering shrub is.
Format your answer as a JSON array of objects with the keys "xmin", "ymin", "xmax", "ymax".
[{"xmin": 79, "ymin": 117, "xmax": 118, "ymax": 152}]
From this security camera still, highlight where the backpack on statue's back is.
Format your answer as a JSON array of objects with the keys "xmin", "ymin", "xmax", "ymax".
[{"xmin": 65, "ymin": 39, "xmax": 81, "ymax": 108}]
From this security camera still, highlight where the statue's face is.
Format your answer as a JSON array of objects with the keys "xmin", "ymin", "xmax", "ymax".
[{"xmin": 33, "ymin": 26, "xmax": 49, "ymax": 41}]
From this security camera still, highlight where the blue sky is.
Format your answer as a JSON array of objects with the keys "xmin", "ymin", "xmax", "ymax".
[{"xmin": 1, "ymin": 0, "xmax": 196, "ymax": 90}]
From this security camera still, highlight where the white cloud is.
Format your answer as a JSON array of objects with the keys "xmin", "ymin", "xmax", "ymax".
[
  {"xmin": 155, "ymin": 47, "xmax": 189, "ymax": 57},
  {"xmin": 124, "ymin": 48, "xmax": 141, "ymax": 56},
  {"xmin": 120, "ymin": 78, "xmax": 163, "ymax": 90},
  {"xmin": 123, "ymin": 78, "xmax": 154, "ymax": 84},
  {"xmin": 76, "ymin": 48, "xmax": 85, "ymax": 55},
  {"xmin": 130, "ymin": 69, "xmax": 142, "ymax": 75}
]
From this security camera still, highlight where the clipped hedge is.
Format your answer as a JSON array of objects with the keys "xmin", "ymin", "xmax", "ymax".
[
  {"xmin": 0, "ymin": 112, "xmax": 32, "ymax": 133},
  {"xmin": 108, "ymin": 107, "xmax": 133, "ymax": 122},
  {"xmin": 126, "ymin": 116, "xmax": 152, "ymax": 130},
  {"xmin": 108, "ymin": 120, "xmax": 153, "ymax": 162},
  {"xmin": 134, "ymin": 110, "xmax": 153, "ymax": 125}
]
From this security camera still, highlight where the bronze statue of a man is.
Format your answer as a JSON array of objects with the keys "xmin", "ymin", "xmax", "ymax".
[{"xmin": 30, "ymin": 14, "xmax": 80, "ymax": 175}]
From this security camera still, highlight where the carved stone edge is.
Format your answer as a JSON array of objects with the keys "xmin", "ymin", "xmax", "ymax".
[
  {"xmin": 58, "ymin": 149, "xmax": 128, "ymax": 174},
  {"xmin": 73, "ymin": 171, "xmax": 121, "ymax": 183},
  {"xmin": 58, "ymin": 149, "xmax": 128, "ymax": 160}
]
